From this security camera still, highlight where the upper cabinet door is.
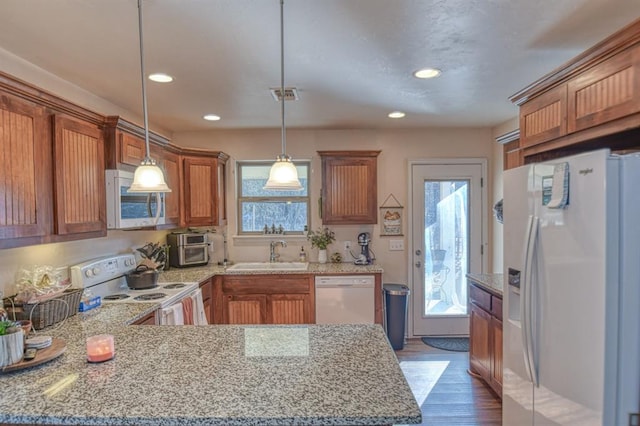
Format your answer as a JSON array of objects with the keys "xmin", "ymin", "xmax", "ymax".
[
  {"xmin": 0, "ymin": 94, "xmax": 52, "ymax": 240},
  {"xmin": 53, "ymin": 115, "xmax": 106, "ymax": 235},
  {"xmin": 319, "ymin": 150, "xmax": 380, "ymax": 224},
  {"xmin": 567, "ymin": 43, "xmax": 640, "ymax": 134},
  {"xmin": 183, "ymin": 156, "xmax": 217, "ymax": 226},
  {"xmin": 161, "ymin": 150, "xmax": 181, "ymax": 226},
  {"xmin": 119, "ymin": 132, "xmax": 146, "ymax": 167},
  {"xmin": 519, "ymin": 85, "xmax": 568, "ymax": 149}
]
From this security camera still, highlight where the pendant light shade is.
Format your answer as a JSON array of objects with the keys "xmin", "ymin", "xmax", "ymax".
[
  {"xmin": 128, "ymin": 0, "xmax": 171, "ymax": 194},
  {"xmin": 263, "ymin": 0, "xmax": 303, "ymax": 191},
  {"xmin": 264, "ymin": 154, "xmax": 303, "ymax": 190}
]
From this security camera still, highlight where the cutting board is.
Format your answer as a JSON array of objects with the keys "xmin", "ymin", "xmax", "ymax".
[{"xmin": 0, "ymin": 338, "xmax": 66, "ymax": 373}]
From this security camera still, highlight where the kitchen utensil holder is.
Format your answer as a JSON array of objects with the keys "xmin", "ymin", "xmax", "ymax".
[{"xmin": 3, "ymin": 288, "xmax": 82, "ymax": 330}]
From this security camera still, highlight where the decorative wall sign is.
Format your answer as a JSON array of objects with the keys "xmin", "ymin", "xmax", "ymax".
[{"xmin": 380, "ymin": 194, "xmax": 403, "ymax": 236}]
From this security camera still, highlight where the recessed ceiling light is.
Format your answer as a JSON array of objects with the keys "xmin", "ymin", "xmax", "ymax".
[
  {"xmin": 413, "ymin": 68, "xmax": 442, "ymax": 79},
  {"xmin": 388, "ymin": 111, "xmax": 406, "ymax": 119},
  {"xmin": 203, "ymin": 114, "xmax": 221, "ymax": 121},
  {"xmin": 148, "ymin": 73, "xmax": 173, "ymax": 83}
]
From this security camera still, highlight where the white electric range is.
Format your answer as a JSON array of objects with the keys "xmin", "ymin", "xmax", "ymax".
[{"xmin": 70, "ymin": 254, "xmax": 198, "ymax": 310}]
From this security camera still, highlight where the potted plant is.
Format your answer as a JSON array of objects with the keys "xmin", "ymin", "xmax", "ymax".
[
  {"xmin": 307, "ymin": 227, "xmax": 336, "ymax": 264},
  {"xmin": 0, "ymin": 320, "xmax": 24, "ymax": 367}
]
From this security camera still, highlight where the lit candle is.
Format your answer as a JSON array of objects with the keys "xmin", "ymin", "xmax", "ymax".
[{"xmin": 86, "ymin": 334, "xmax": 114, "ymax": 363}]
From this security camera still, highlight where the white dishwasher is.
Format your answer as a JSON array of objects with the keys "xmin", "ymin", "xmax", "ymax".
[{"xmin": 315, "ymin": 275, "xmax": 375, "ymax": 324}]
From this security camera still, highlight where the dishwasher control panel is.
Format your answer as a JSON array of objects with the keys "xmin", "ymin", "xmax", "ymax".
[{"xmin": 315, "ymin": 275, "xmax": 375, "ymax": 287}]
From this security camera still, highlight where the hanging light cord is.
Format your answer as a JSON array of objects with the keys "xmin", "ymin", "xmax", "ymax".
[
  {"xmin": 280, "ymin": 0, "xmax": 287, "ymax": 160},
  {"xmin": 137, "ymin": 0, "xmax": 153, "ymax": 165}
]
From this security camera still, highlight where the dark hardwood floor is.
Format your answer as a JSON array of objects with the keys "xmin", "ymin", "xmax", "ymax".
[{"xmin": 395, "ymin": 339, "xmax": 502, "ymax": 426}]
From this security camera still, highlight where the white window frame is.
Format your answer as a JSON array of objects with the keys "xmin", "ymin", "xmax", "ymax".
[{"xmin": 236, "ymin": 160, "xmax": 310, "ymax": 235}]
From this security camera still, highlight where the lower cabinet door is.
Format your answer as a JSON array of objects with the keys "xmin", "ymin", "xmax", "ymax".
[
  {"xmin": 490, "ymin": 316, "xmax": 503, "ymax": 396},
  {"xmin": 269, "ymin": 294, "xmax": 310, "ymax": 324},
  {"xmin": 469, "ymin": 302, "xmax": 492, "ymax": 381},
  {"xmin": 224, "ymin": 294, "xmax": 267, "ymax": 324}
]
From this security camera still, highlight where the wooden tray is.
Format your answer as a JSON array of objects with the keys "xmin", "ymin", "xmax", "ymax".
[{"xmin": 0, "ymin": 338, "xmax": 66, "ymax": 373}]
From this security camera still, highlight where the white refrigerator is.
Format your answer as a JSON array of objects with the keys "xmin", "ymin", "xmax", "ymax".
[{"xmin": 503, "ymin": 149, "xmax": 640, "ymax": 426}]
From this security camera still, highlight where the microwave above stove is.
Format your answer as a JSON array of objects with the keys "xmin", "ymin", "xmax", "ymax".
[
  {"xmin": 105, "ymin": 169, "xmax": 166, "ymax": 229},
  {"xmin": 167, "ymin": 233, "xmax": 209, "ymax": 268}
]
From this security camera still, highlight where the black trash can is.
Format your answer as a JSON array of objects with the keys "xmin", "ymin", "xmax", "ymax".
[{"xmin": 383, "ymin": 283, "xmax": 410, "ymax": 350}]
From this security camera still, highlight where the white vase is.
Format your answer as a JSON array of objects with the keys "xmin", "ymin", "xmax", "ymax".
[
  {"xmin": 318, "ymin": 249, "xmax": 328, "ymax": 264},
  {"xmin": 0, "ymin": 329, "xmax": 24, "ymax": 367}
]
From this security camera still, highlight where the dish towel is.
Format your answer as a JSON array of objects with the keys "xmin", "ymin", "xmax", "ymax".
[
  {"xmin": 182, "ymin": 296, "xmax": 194, "ymax": 325},
  {"xmin": 160, "ymin": 303, "xmax": 185, "ymax": 325},
  {"xmin": 191, "ymin": 289, "xmax": 208, "ymax": 325}
]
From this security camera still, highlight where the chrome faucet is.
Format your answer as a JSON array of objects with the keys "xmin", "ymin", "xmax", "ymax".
[{"xmin": 269, "ymin": 240, "xmax": 287, "ymax": 263}]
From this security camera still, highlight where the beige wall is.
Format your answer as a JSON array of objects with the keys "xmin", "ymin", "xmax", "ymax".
[{"xmin": 174, "ymin": 127, "xmax": 496, "ymax": 288}]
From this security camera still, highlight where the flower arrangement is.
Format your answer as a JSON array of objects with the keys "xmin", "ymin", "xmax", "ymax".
[{"xmin": 307, "ymin": 227, "xmax": 336, "ymax": 250}]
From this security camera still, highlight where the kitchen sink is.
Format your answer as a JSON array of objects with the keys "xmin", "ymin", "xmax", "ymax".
[{"xmin": 226, "ymin": 262, "xmax": 309, "ymax": 271}]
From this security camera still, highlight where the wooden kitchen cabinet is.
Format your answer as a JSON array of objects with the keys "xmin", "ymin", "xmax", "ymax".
[
  {"xmin": 318, "ymin": 150, "xmax": 380, "ymax": 224},
  {"xmin": 182, "ymin": 152, "xmax": 228, "ymax": 227},
  {"xmin": 0, "ymin": 93, "xmax": 52, "ymax": 243},
  {"xmin": 52, "ymin": 114, "xmax": 106, "ymax": 236},
  {"xmin": 214, "ymin": 274, "xmax": 314, "ymax": 324},
  {"xmin": 518, "ymin": 84, "xmax": 567, "ymax": 149},
  {"xmin": 160, "ymin": 150, "xmax": 181, "ymax": 226},
  {"xmin": 468, "ymin": 280, "xmax": 503, "ymax": 398},
  {"xmin": 0, "ymin": 73, "xmax": 106, "ymax": 248},
  {"xmin": 511, "ymin": 19, "xmax": 640, "ymax": 160},
  {"xmin": 133, "ymin": 311, "xmax": 157, "ymax": 325},
  {"xmin": 199, "ymin": 278, "xmax": 213, "ymax": 324},
  {"xmin": 566, "ymin": 43, "xmax": 640, "ymax": 134}
]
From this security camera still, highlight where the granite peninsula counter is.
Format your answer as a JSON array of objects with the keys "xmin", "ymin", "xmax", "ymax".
[{"xmin": 0, "ymin": 304, "xmax": 421, "ymax": 425}]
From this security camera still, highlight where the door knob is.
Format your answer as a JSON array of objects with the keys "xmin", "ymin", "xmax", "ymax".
[
  {"xmin": 415, "ymin": 249, "xmax": 421, "ymax": 256},
  {"xmin": 415, "ymin": 261, "xmax": 422, "ymax": 268}
]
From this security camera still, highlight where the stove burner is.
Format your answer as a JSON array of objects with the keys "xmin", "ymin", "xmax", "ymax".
[
  {"xmin": 103, "ymin": 294, "xmax": 130, "ymax": 301},
  {"xmin": 163, "ymin": 283, "xmax": 186, "ymax": 290},
  {"xmin": 134, "ymin": 293, "xmax": 167, "ymax": 301}
]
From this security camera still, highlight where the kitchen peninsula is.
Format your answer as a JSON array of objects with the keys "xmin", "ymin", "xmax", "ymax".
[{"xmin": 0, "ymin": 302, "xmax": 421, "ymax": 425}]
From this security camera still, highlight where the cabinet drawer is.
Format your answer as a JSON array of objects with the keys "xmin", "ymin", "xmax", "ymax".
[
  {"xmin": 223, "ymin": 274, "xmax": 311, "ymax": 294},
  {"xmin": 469, "ymin": 284, "xmax": 491, "ymax": 312},
  {"xmin": 491, "ymin": 296, "xmax": 503, "ymax": 321}
]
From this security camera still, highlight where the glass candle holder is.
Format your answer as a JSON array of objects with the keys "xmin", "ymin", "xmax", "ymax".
[{"xmin": 86, "ymin": 334, "xmax": 114, "ymax": 363}]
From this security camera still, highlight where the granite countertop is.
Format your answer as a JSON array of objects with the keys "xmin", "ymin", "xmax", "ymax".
[
  {"xmin": 466, "ymin": 272, "xmax": 503, "ymax": 297},
  {"xmin": 158, "ymin": 262, "xmax": 383, "ymax": 284},
  {"xmin": 0, "ymin": 305, "xmax": 421, "ymax": 425}
]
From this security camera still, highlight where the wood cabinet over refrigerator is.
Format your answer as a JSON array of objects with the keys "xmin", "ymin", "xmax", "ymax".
[
  {"xmin": 506, "ymin": 18, "xmax": 640, "ymax": 167},
  {"xmin": 318, "ymin": 150, "xmax": 380, "ymax": 224}
]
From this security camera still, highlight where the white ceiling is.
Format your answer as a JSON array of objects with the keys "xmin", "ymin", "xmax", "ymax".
[{"xmin": 0, "ymin": 0, "xmax": 637, "ymax": 132}]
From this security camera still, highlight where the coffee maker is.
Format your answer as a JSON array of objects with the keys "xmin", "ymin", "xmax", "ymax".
[{"xmin": 354, "ymin": 232, "xmax": 373, "ymax": 265}]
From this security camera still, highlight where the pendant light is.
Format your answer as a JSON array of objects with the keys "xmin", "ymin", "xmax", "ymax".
[
  {"xmin": 128, "ymin": 0, "xmax": 171, "ymax": 193},
  {"xmin": 263, "ymin": 0, "xmax": 303, "ymax": 191}
]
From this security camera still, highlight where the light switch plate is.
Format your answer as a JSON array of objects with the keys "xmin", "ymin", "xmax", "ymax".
[{"xmin": 389, "ymin": 240, "xmax": 404, "ymax": 251}]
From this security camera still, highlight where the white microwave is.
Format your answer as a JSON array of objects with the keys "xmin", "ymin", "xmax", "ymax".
[{"xmin": 105, "ymin": 169, "xmax": 166, "ymax": 229}]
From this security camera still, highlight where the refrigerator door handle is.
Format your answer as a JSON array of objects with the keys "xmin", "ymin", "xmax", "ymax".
[
  {"xmin": 525, "ymin": 216, "xmax": 540, "ymax": 387},
  {"xmin": 521, "ymin": 215, "xmax": 534, "ymax": 383}
]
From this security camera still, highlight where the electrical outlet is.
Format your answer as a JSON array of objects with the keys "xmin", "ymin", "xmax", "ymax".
[
  {"xmin": 389, "ymin": 240, "xmax": 404, "ymax": 251},
  {"xmin": 344, "ymin": 241, "xmax": 351, "ymax": 251}
]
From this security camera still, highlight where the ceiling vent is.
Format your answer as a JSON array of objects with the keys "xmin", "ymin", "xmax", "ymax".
[{"xmin": 270, "ymin": 87, "xmax": 299, "ymax": 101}]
